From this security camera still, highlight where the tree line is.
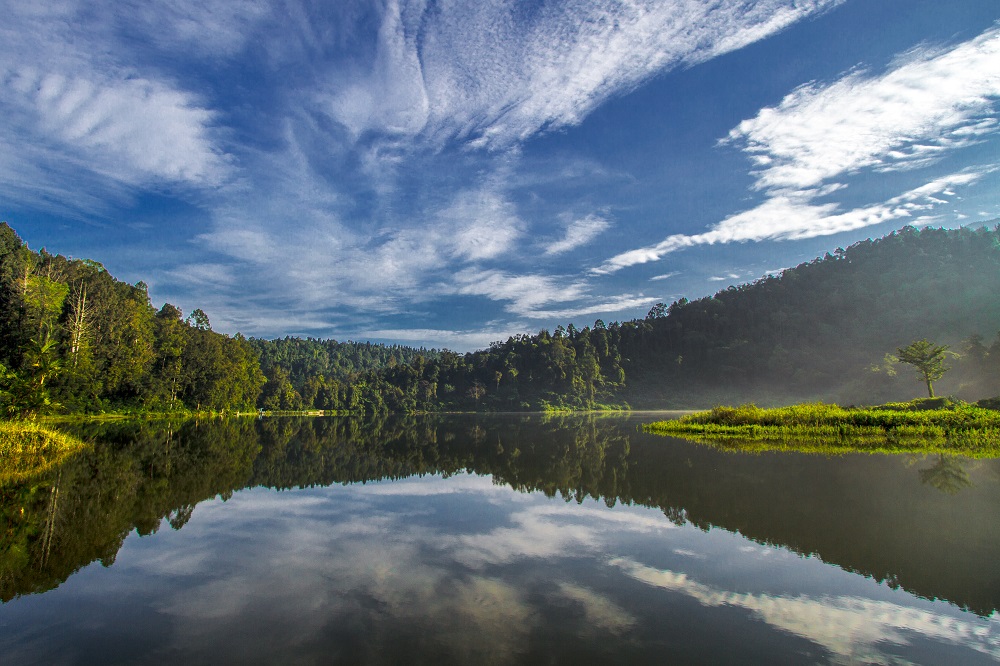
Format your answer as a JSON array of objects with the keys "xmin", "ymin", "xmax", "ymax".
[{"xmin": 2, "ymin": 221, "xmax": 999, "ymax": 416}]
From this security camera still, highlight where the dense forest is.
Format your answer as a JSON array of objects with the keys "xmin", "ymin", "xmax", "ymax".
[
  {"xmin": 1, "ymin": 221, "xmax": 999, "ymax": 415},
  {"xmin": 0, "ymin": 223, "xmax": 434, "ymax": 415},
  {"xmin": 0, "ymin": 224, "xmax": 262, "ymax": 415}
]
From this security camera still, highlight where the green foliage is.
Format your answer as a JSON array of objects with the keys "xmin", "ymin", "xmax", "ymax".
[
  {"xmin": 4, "ymin": 221, "xmax": 1000, "ymax": 415},
  {"xmin": 0, "ymin": 224, "xmax": 264, "ymax": 415},
  {"xmin": 894, "ymin": 339, "xmax": 952, "ymax": 397}
]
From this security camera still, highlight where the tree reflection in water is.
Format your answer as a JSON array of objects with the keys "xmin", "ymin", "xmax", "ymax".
[
  {"xmin": 919, "ymin": 455, "xmax": 973, "ymax": 495},
  {"xmin": 2, "ymin": 414, "xmax": 999, "ymax": 617}
]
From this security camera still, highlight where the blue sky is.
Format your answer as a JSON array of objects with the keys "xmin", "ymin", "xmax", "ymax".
[{"xmin": 2, "ymin": 0, "xmax": 999, "ymax": 350}]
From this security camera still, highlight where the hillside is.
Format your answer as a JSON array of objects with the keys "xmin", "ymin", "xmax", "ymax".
[{"xmin": 327, "ymin": 224, "xmax": 1000, "ymax": 411}]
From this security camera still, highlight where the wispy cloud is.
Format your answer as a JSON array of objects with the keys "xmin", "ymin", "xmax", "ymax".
[
  {"xmin": 448, "ymin": 268, "xmax": 654, "ymax": 322},
  {"xmin": 0, "ymin": 1, "xmax": 233, "ymax": 214},
  {"xmin": 121, "ymin": 0, "xmax": 271, "ymax": 57},
  {"xmin": 328, "ymin": 0, "xmax": 842, "ymax": 150},
  {"xmin": 522, "ymin": 295, "xmax": 660, "ymax": 321},
  {"xmin": 596, "ymin": 26, "xmax": 1000, "ymax": 274},
  {"xmin": 197, "ymin": 172, "xmax": 527, "ymax": 314},
  {"xmin": 596, "ymin": 169, "xmax": 993, "ymax": 273},
  {"xmin": 8, "ymin": 70, "xmax": 227, "ymax": 186},
  {"xmin": 452, "ymin": 269, "xmax": 589, "ymax": 317},
  {"xmin": 727, "ymin": 27, "xmax": 1000, "ymax": 193},
  {"xmin": 555, "ymin": 583, "xmax": 637, "ymax": 635},
  {"xmin": 545, "ymin": 214, "xmax": 611, "ymax": 255}
]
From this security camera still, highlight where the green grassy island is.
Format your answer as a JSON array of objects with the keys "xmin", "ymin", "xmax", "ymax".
[{"xmin": 643, "ymin": 399, "xmax": 1000, "ymax": 456}]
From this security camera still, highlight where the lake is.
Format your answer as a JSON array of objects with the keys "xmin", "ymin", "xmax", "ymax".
[{"xmin": 1, "ymin": 414, "xmax": 999, "ymax": 664}]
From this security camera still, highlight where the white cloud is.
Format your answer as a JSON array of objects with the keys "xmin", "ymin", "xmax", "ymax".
[
  {"xmin": 438, "ymin": 190, "xmax": 525, "ymax": 261},
  {"xmin": 327, "ymin": 0, "xmax": 429, "ymax": 139},
  {"xmin": 444, "ymin": 503, "xmax": 673, "ymax": 569},
  {"xmin": 545, "ymin": 214, "xmax": 611, "ymax": 255},
  {"xmin": 595, "ymin": 169, "xmax": 993, "ymax": 273},
  {"xmin": 165, "ymin": 263, "xmax": 236, "ymax": 288},
  {"xmin": 595, "ymin": 26, "xmax": 1000, "ymax": 275},
  {"xmin": 726, "ymin": 27, "xmax": 1000, "ymax": 193},
  {"xmin": 122, "ymin": 0, "xmax": 271, "ymax": 57},
  {"xmin": 189, "ymin": 143, "xmax": 531, "ymax": 325},
  {"xmin": 555, "ymin": 583, "xmax": 637, "ymax": 635},
  {"xmin": 452, "ymin": 269, "xmax": 589, "ymax": 317},
  {"xmin": 0, "ymin": 0, "xmax": 232, "ymax": 211},
  {"xmin": 328, "ymin": 0, "xmax": 842, "ymax": 149},
  {"xmin": 523, "ymin": 295, "xmax": 659, "ymax": 321},
  {"xmin": 18, "ymin": 71, "xmax": 227, "ymax": 185},
  {"xmin": 448, "ymin": 266, "xmax": 656, "ymax": 321}
]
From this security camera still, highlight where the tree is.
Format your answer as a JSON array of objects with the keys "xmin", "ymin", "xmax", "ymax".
[
  {"xmin": 467, "ymin": 381, "xmax": 486, "ymax": 407},
  {"xmin": 66, "ymin": 281, "xmax": 89, "ymax": 368},
  {"xmin": 646, "ymin": 303, "xmax": 667, "ymax": 319},
  {"xmin": 895, "ymin": 339, "xmax": 951, "ymax": 398},
  {"xmin": 187, "ymin": 308, "xmax": 211, "ymax": 331}
]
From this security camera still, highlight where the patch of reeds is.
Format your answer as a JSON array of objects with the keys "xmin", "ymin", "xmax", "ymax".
[{"xmin": 0, "ymin": 421, "xmax": 88, "ymax": 483}]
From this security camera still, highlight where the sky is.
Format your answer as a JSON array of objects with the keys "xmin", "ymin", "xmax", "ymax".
[{"xmin": 2, "ymin": 0, "xmax": 999, "ymax": 351}]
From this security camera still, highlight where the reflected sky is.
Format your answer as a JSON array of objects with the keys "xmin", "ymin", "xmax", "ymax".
[{"xmin": 2, "ymin": 470, "xmax": 996, "ymax": 665}]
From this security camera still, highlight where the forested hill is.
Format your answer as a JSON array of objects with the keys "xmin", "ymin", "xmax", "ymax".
[
  {"xmin": 0, "ymin": 223, "xmax": 263, "ymax": 414},
  {"xmin": 248, "ymin": 337, "xmax": 438, "ymax": 411},
  {"xmin": 620, "ymin": 223, "xmax": 1000, "ymax": 406},
  {"xmin": 316, "ymin": 224, "xmax": 1000, "ymax": 412},
  {"xmin": 2, "ymin": 221, "xmax": 999, "ymax": 415}
]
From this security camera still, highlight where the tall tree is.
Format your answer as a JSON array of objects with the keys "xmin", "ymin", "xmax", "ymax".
[{"xmin": 895, "ymin": 339, "xmax": 951, "ymax": 398}]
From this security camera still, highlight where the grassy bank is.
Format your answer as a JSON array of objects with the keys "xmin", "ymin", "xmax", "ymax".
[
  {"xmin": 643, "ymin": 400, "xmax": 1000, "ymax": 456},
  {"xmin": 0, "ymin": 421, "xmax": 89, "ymax": 483}
]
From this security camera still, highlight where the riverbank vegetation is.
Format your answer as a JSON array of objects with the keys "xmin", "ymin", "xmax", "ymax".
[{"xmin": 643, "ymin": 399, "xmax": 1000, "ymax": 456}]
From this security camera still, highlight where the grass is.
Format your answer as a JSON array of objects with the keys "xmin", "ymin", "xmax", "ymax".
[
  {"xmin": 0, "ymin": 421, "xmax": 89, "ymax": 483},
  {"xmin": 643, "ymin": 399, "xmax": 1000, "ymax": 457}
]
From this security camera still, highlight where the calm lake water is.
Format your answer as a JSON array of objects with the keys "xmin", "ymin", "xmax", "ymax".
[{"xmin": 2, "ymin": 414, "xmax": 999, "ymax": 664}]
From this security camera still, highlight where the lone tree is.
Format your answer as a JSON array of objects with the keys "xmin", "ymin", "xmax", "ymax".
[{"xmin": 896, "ymin": 339, "xmax": 950, "ymax": 398}]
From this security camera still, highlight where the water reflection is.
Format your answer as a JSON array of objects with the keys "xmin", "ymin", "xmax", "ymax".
[
  {"xmin": 2, "ymin": 414, "xmax": 1000, "ymax": 661},
  {"xmin": 919, "ymin": 454, "xmax": 973, "ymax": 495},
  {"xmin": 613, "ymin": 558, "xmax": 1000, "ymax": 663}
]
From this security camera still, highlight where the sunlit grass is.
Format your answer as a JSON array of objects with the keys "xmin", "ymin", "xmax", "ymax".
[
  {"xmin": 0, "ymin": 421, "xmax": 88, "ymax": 483},
  {"xmin": 643, "ymin": 400, "xmax": 1000, "ymax": 457}
]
